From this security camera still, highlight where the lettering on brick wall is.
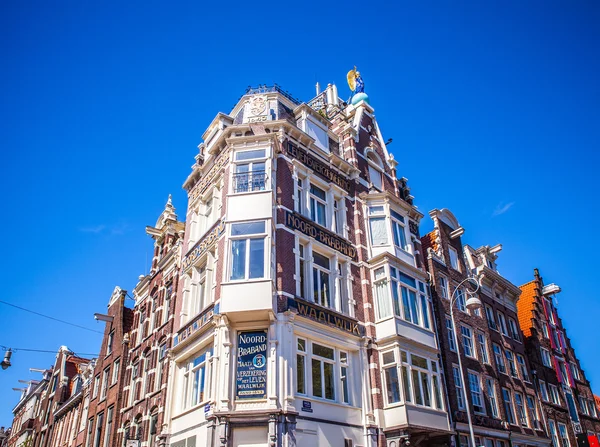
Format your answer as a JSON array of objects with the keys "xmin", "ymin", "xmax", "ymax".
[
  {"xmin": 288, "ymin": 298, "xmax": 364, "ymax": 336},
  {"xmin": 285, "ymin": 143, "xmax": 352, "ymax": 192},
  {"xmin": 284, "ymin": 211, "xmax": 356, "ymax": 260}
]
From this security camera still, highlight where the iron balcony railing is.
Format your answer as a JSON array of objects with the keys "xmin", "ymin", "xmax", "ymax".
[{"xmin": 232, "ymin": 170, "xmax": 267, "ymax": 193}]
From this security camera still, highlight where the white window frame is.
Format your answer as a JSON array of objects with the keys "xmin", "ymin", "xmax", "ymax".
[
  {"xmin": 516, "ymin": 354, "xmax": 529, "ymax": 381},
  {"xmin": 446, "ymin": 317, "xmax": 457, "ymax": 352},
  {"xmin": 558, "ymin": 423, "xmax": 570, "ymax": 447},
  {"xmin": 229, "ymin": 221, "xmax": 268, "ymax": 281},
  {"xmin": 309, "ymin": 183, "xmax": 328, "ymax": 227},
  {"xmin": 502, "ymin": 388, "xmax": 516, "ymax": 425},
  {"xmin": 541, "ymin": 347, "xmax": 552, "ymax": 368},
  {"xmin": 366, "ymin": 152, "xmax": 384, "ymax": 191},
  {"xmin": 453, "ymin": 365, "xmax": 465, "ymax": 410},
  {"xmin": 390, "ymin": 209, "xmax": 408, "ymax": 251},
  {"xmin": 514, "ymin": 392, "xmax": 528, "ymax": 427},
  {"xmin": 232, "ymin": 148, "xmax": 268, "ymax": 194},
  {"xmin": 539, "ymin": 380, "xmax": 549, "ymax": 401},
  {"xmin": 181, "ymin": 348, "xmax": 211, "ymax": 411},
  {"xmin": 477, "ymin": 332, "xmax": 490, "ymax": 364},
  {"xmin": 485, "ymin": 377, "xmax": 499, "ymax": 418},
  {"xmin": 461, "ymin": 325, "xmax": 475, "ymax": 358},
  {"xmin": 497, "ymin": 311, "xmax": 509, "ymax": 336},
  {"xmin": 505, "ymin": 350, "xmax": 518, "ymax": 378},
  {"xmin": 448, "ymin": 246, "xmax": 460, "ymax": 271},
  {"xmin": 468, "ymin": 370, "xmax": 485, "ymax": 414},
  {"xmin": 508, "ymin": 318, "xmax": 520, "ymax": 342},
  {"xmin": 438, "ymin": 276, "xmax": 449, "ymax": 299},
  {"xmin": 368, "ymin": 206, "xmax": 388, "ymax": 246},
  {"xmin": 548, "ymin": 384, "xmax": 561, "ymax": 406},
  {"xmin": 493, "ymin": 343, "xmax": 506, "ymax": 374},
  {"xmin": 548, "ymin": 420, "xmax": 559, "ymax": 447},
  {"xmin": 485, "ymin": 305, "xmax": 498, "ymax": 331},
  {"xmin": 295, "ymin": 337, "xmax": 352, "ymax": 405}
]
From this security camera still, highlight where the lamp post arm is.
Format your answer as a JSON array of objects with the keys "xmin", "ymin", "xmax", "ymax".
[{"xmin": 450, "ymin": 275, "xmax": 481, "ymax": 447}]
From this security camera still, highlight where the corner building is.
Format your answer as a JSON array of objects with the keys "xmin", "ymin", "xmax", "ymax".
[{"xmin": 166, "ymin": 84, "xmax": 449, "ymax": 447}]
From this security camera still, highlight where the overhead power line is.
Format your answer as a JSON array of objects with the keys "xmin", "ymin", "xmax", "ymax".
[
  {"xmin": 0, "ymin": 299, "xmax": 104, "ymax": 334},
  {"xmin": 0, "ymin": 345, "xmax": 100, "ymax": 357}
]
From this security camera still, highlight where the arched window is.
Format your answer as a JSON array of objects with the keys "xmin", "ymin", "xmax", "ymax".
[
  {"xmin": 121, "ymin": 421, "xmax": 131, "ymax": 447},
  {"xmin": 366, "ymin": 151, "xmax": 384, "ymax": 191},
  {"xmin": 148, "ymin": 408, "xmax": 159, "ymax": 447}
]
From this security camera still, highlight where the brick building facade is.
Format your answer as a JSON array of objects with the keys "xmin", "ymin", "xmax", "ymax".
[
  {"xmin": 518, "ymin": 269, "xmax": 600, "ymax": 446},
  {"xmin": 423, "ymin": 209, "xmax": 549, "ymax": 447},
  {"xmin": 6, "ymin": 77, "xmax": 600, "ymax": 447}
]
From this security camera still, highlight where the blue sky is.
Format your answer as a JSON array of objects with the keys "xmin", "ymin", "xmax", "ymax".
[{"xmin": 1, "ymin": 0, "xmax": 599, "ymax": 425}]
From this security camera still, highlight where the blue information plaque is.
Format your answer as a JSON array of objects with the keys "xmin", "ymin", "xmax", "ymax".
[{"xmin": 236, "ymin": 331, "xmax": 268, "ymax": 399}]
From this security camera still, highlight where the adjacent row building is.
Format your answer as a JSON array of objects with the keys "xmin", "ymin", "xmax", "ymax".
[{"xmin": 6, "ymin": 79, "xmax": 600, "ymax": 447}]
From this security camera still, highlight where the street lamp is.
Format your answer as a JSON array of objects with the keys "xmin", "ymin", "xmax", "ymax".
[{"xmin": 449, "ymin": 275, "xmax": 482, "ymax": 447}]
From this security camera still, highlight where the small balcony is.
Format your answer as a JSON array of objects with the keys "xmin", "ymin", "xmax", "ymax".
[{"xmin": 232, "ymin": 171, "xmax": 267, "ymax": 194}]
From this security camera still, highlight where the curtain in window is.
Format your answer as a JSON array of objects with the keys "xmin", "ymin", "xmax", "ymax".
[{"xmin": 369, "ymin": 218, "xmax": 388, "ymax": 245}]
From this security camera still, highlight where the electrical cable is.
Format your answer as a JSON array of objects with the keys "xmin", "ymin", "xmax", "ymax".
[
  {"xmin": 0, "ymin": 345, "xmax": 100, "ymax": 357},
  {"xmin": 0, "ymin": 299, "xmax": 104, "ymax": 334}
]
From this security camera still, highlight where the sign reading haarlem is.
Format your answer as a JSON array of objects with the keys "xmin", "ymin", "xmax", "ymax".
[
  {"xmin": 236, "ymin": 331, "xmax": 268, "ymax": 399},
  {"xmin": 284, "ymin": 211, "xmax": 356, "ymax": 260}
]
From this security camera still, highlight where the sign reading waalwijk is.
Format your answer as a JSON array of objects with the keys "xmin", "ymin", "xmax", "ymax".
[{"xmin": 236, "ymin": 331, "xmax": 268, "ymax": 400}]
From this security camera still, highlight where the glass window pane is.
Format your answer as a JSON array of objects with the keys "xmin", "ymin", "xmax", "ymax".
[
  {"xmin": 412, "ymin": 370, "xmax": 423, "ymax": 405},
  {"xmin": 421, "ymin": 373, "xmax": 431, "ymax": 407},
  {"xmin": 313, "ymin": 252, "xmax": 330, "ymax": 269},
  {"xmin": 231, "ymin": 221, "xmax": 265, "ymax": 236},
  {"xmin": 309, "ymin": 184, "xmax": 326, "ymax": 200},
  {"xmin": 402, "ymin": 366, "xmax": 411, "ymax": 402},
  {"xmin": 385, "ymin": 367, "xmax": 401, "ymax": 403},
  {"xmin": 382, "ymin": 352, "xmax": 395, "ymax": 365},
  {"xmin": 369, "ymin": 217, "xmax": 388, "ymax": 245},
  {"xmin": 312, "ymin": 344, "xmax": 334, "ymax": 360},
  {"xmin": 390, "ymin": 210, "xmax": 404, "ymax": 222},
  {"xmin": 297, "ymin": 339, "xmax": 306, "ymax": 352},
  {"xmin": 235, "ymin": 149, "xmax": 266, "ymax": 161},
  {"xmin": 312, "ymin": 359, "xmax": 322, "ymax": 397},
  {"xmin": 411, "ymin": 355, "xmax": 428, "ymax": 369},
  {"xmin": 324, "ymin": 362, "xmax": 335, "ymax": 400},
  {"xmin": 320, "ymin": 271, "xmax": 330, "ymax": 307},
  {"xmin": 341, "ymin": 366, "xmax": 349, "ymax": 403},
  {"xmin": 297, "ymin": 355, "xmax": 305, "ymax": 394},
  {"xmin": 248, "ymin": 238, "xmax": 264, "ymax": 278},
  {"xmin": 230, "ymin": 240, "xmax": 246, "ymax": 280},
  {"xmin": 399, "ymin": 272, "xmax": 416, "ymax": 288}
]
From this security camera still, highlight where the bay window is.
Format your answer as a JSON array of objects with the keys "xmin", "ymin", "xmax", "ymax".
[
  {"xmin": 229, "ymin": 221, "xmax": 266, "ymax": 281},
  {"xmin": 380, "ymin": 349, "xmax": 443, "ymax": 410},
  {"xmin": 232, "ymin": 149, "xmax": 267, "ymax": 193},
  {"xmin": 372, "ymin": 265, "xmax": 430, "ymax": 330},
  {"xmin": 296, "ymin": 338, "xmax": 352, "ymax": 405}
]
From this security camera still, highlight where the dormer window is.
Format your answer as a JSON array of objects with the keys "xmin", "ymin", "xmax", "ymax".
[
  {"xmin": 299, "ymin": 116, "xmax": 329, "ymax": 152},
  {"xmin": 487, "ymin": 259, "xmax": 494, "ymax": 270},
  {"xmin": 367, "ymin": 152, "xmax": 383, "ymax": 191}
]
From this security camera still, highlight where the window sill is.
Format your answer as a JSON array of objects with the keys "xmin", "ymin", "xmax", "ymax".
[
  {"xmin": 172, "ymin": 400, "xmax": 211, "ymax": 420},
  {"xmin": 227, "ymin": 189, "xmax": 271, "ymax": 197},
  {"xmin": 394, "ymin": 246, "xmax": 414, "ymax": 257},
  {"xmin": 296, "ymin": 395, "xmax": 358, "ymax": 410},
  {"xmin": 224, "ymin": 277, "xmax": 270, "ymax": 285}
]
